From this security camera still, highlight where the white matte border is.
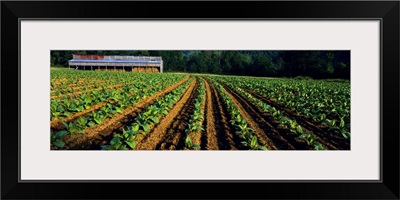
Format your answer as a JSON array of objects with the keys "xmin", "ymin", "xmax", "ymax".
[{"xmin": 20, "ymin": 20, "xmax": 380, "ymax": 180}]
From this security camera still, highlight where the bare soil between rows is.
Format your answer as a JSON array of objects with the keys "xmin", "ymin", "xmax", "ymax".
[
  {"xmin": 203, "ymin": 78, "xmax": 248, "ymax": 150},
  {"xmin": 202, "ymin": 78, "xmax": 219, "ymax": 150},
  {"xmin": 136, "ymin": 78, "xmax": 198, "ymax": 150}
]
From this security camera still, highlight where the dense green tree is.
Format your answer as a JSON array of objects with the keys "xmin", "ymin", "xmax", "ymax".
[{"xmin": 132, "ymin": 50, "xmax": 150, "ymax": 56}]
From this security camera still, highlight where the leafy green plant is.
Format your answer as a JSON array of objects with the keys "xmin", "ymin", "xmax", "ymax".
[
  {"xmin": 76, "ymin": 116, "xmax": 88, "ymax": 128},
  {"xmin": 100, "ymin": 77, "xmax": 193, "ymax": 150},
  {"xmin": 241, "ymin": 136, "xmax": 268, "ymax": 150},
  {"xmin": 185, "ymin": 136, "xmax": 201, "ymax": 149},
  {"xmin": 50, "ymin": 101, "xmax": 64, "ymax": 120},
  {"xmin": 102, "ymin": 127, "xmax": 138, "ymax": 150},
  {"xmin": 50, "ymin": 130, "xmax": 69, "ymax": 148},
  {"xmin": 62, "ymin": 121, "xmax": 84, "ymax": 136}
]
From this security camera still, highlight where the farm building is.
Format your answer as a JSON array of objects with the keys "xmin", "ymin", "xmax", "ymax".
[{"xmin": 68, "ymin": 54, "xmax": 163, "ymax": 72}]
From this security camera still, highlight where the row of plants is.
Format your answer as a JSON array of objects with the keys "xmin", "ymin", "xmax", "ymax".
[
  {"xmin": 51, "ymin": 70, "xmax": 185, "ymax": 93},
  {"xmin": 50, "ymin": 74, "xmax": 189, "ymax": 148},
  {"xmin": 217, "ymin": 76, "xmax": 350, "ymax": 140},
  {"xmin": 51, "ymin": 82, "xmax": 124, "ymax": 98},
  {"xmin": 50, "ymin": 72, "xmax": 171, "ymax": 98},
  {"xmin": 51, "ymin": 72, "xmax": 127, "ymax": 92},
  {"xmin": 207, "ymin": 77, "xmax": 267, "ymax": 150},
  {"xmin": 184, "ymin": 78, "xmax": 206, "ymax": 150},
  {"xmin": 101, "ymin": 77, "xmax": 195, "ymax": 150},
  {"xmin": 51, "ymin": 81, "xmax": 150, "ymax": 121},
  {"xmin": 51, "ymin": 70, "xmax": 138, "ymax": 88},
  {"xmin": 217, "ymin": 79, "xmax": 325, "ymax": 150},
  {"xmin": 50, "ymin": 74, "xmax": 187, "ymax": 121}
]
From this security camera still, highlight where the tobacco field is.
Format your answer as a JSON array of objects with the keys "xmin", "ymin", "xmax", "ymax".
[{"xmin": 50, "ymin": 70, "xmax": 350, "ymax": 150}]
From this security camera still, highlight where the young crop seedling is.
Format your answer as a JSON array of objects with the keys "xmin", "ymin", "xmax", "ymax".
[
  {"xmin": 62, "ymin": 121, "xmax": 85, "ymax": 137},
  {"xmin": 185, "ymin": 136, "xmax": 201, "ymax": 150},
  {"xmin": 50, "ymin": 130, "xmax": 69, "ymax": 148},
  {"xmin": 102, "ymin": 127, "xmax": 138, "ymax": 150}
]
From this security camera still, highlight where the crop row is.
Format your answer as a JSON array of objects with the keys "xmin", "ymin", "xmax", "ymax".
[
  {"xmin": 51, "ymin": 70, "xmax": 139, "ymax": 87},
  {"xmin": 184, "ymin": 77, "xmax": 206, "ymax": 150},
  {"xmin": 101, "ymin": 77, "xmax": 195, "ymax": 150},
  {"xmin": 50, "ymin": 75, "xmax": 188, "ymax": 148},
  {"xmin": 50, "ymin": 74, "xmax": 186, "ymax": 121},
  {"xmin": 217, "ymin": 78, "xmax": 324, "ymax": 150},
  {"xmin": 217, "ymin": 76, "xmax": 350, "ymax": 140},
  {"xmin": 51, "ymin": 72, "xmax": 176, "ymax": 97},
  {"xmin": 208, "ymin": 77, "xmax": 267, "ymax": 150}
]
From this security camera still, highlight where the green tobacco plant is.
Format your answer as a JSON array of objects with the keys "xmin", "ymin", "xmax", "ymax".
[
  {"xmin": 50, "ymin": 102, "xmax": 64, "ymax": 120},
  {"xmin": 76, "ymin": 116, "xmax": 88, "ymax": 128},
  {"xmin": 241, "ymin": 136, "xmax": 268, "ymax": 150},
  {"xmin": 62, "ymin": 121, "xmax": 84, "ymax": 135},
  {"xmin": 185, "ymin": 122, "xmax": 204, "ymax": 135},
  {"xmin": 50, "ymin": 130, "xmax": 69, "ymax": 148},
  {"xmin": 102, "ymin": 127, "xmax": 138, "ymax": 150},
  {"xmin": 184, "ymin": 78, "xmax": 205, "ymax": 150},
  {"xmin": 65, "ymin": 100, "xmax": 84, "ymax": 112},
  {"xmin": 89, "ymin": 110, "xmax": 107, "ymax": 124},
  {"xmin": 185, "ymin": 136, "xmax": 201, "ymax": 150}
]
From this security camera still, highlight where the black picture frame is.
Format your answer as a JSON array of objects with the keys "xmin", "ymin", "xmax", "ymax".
[{"xmin": 1, "ymin": 1, "xmax": 399, "ymax": 199}]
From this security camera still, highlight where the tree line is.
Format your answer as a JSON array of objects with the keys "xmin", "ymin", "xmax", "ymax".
[{"xmin": 51, "ymin": 50, "xmax": 350, "ymax": 79}]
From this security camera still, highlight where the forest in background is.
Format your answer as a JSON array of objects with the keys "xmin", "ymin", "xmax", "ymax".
[{"xmin": 51, "ymin": 50, "xmax": 350, "ymax": 79}]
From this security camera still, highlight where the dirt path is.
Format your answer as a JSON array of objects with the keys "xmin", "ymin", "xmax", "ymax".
[
  {"xmin": 63, "ymin": 75, "xmax": 190, "ymax": 149},
  {"xmin": 202, "ymin": 78, "xmax": 219, "ymax": 150},
  {"xmin": 135, "ymin": 78, "xmax": 197, "ymax": 150},
  {"xmin": 205, "ymin": 78, "xmax": 246, "ymax": 150},
  {"xmin": 156, "ymin": 79, "xmax": 199, "ymax": 150},
  {"xmin": 245, "ymin": 89, "xmax": 348, "ymax": 150},
  {"xmin": 217, "ymin": 83, "xmax": 279, "ymax": 150}
]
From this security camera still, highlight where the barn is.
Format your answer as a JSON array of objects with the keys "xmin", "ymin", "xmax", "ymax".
[{"xmin": 68, "ymin": 54, "xmax": 163, "ymax": 72}]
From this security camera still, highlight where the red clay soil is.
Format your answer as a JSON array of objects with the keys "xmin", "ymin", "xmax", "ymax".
[
  {"xmin": 135, "ymin": 78, "xmax": 197, "ymax": 150},
  {"xmin": 204, "ymin": 78, "xmax": 248, "ymax": 150},
  {"xmin": 63, "ymin": 75, "xmax": 190, "ymax": 149},
  {"xmin": 218, "ymin": 83, "xmax": 279, "ymax": 150},
  {"xmin": 245, "ymin": 89, "xmax": 349, "ymax": 150},
  {"xmin": 201, "ymin": 78, "xmax": 219, "ymax": 150}
]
